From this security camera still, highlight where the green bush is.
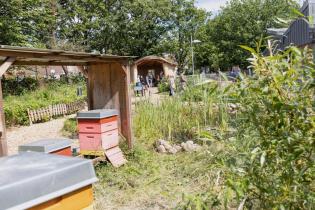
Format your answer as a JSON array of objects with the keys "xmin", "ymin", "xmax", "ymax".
[
  {"xmin": 158, "ymin": 78, "xmax": 170, "ymax": 93},
  {"xmin": 2, "ymin": 77, "xmax": 39, "ymax": 96},
  {"xmin": 224, "ymin": 46, "xmax": 315, "ymax": 209},
  {"xmin": 62, "ymin": 118, "xmax": 78, "ymax": 138},
  {"xmin": 4, "ymin": 81, "xmax": 86, "ymax": 126}
]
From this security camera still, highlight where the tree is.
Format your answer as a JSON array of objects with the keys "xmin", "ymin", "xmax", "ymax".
[
  {"xmin": 0, "ymin": 0, "xmax": 55, "ymax": 47},
  {"xmin": 151, "ymin": 0, "xmax": 209, "ymax": 73},
  {"xmin": 195, "ymin": 0, "xmax": 299, "ymax": 71}
]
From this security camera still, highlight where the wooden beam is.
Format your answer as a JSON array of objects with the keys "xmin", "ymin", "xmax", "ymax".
[
  {"xmin": 0, "ymin": 51, "xmax": 130, "ymax": 64},
  {"xmin": 0, "ymin": 79, "xmax": 8, "ymax": 156},
  {"xmin": 0, "ymin": 57, "xmax": 15, "ymax": 77},
  {"xmin": 14, "ymin": 61, "xmax": 88, "ymax": 66},
  {"xmin": 118, "ymin": 64, "xmax": 133, "ymax": 149}
]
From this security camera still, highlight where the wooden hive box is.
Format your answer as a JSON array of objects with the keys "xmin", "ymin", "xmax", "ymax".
[
  {"xmin": 0, "ymin": 152, "xmax": 98, "ymax": 210},
  {"xmin": 18, "ymin": 139, "xmax": 72, "ymax": 156},
  {"xmin": 77, "ymin": 109, "xmax": 119, "ymax": 156}
]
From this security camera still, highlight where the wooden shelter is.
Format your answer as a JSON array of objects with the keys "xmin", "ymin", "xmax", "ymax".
[
  {"xmin": 130, "ymin": 56, "xmax": 177, "ymax": 84},
  {"xmin": 0, "ymin": 46, "xmax": 134, "ymax": 156}
]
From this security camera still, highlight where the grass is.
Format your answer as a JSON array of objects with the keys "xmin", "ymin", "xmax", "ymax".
[
  {"xmin": 62, "ymin": 118, "xmax": 78, "ymax": 138},
  {"xmin": 60, "ymin": 83, "xmax": 230, "ymax": 209},
  {"xmin": 91, "ymin": 83, "xmax": 234, "ymax": 209},
  {"xmin": 4, "ymin": 81, "xmax": 86, "ymax": 126},
  {"xmin": 93, "ymin": 141, "xmax": 228, "ymax": 209}
]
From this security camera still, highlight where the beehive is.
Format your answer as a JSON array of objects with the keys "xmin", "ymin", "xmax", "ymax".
[
  {"xmin": 0, "ymin": 152, "xmax": 98, "ymax": 210},
  {"xmin": 19, "ymin": 139, "xmax": 72, "ymax": 156},
  {"xmin": 77, "ymin": 109, "xmax": 119, "ymax": 156}
]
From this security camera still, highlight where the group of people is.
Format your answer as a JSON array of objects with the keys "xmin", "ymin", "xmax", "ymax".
[
  {"xmin": 135, "ymin": 72, "xmax": 161, "ymax": 96},
  {"xmin": 134, "ymin": 71, "xmax": 187, "ymax": 97}
]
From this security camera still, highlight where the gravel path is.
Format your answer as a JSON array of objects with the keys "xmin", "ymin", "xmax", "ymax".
[{"xmin": 7, "ymin": 115, "xmax": 75, "ymax": 155}]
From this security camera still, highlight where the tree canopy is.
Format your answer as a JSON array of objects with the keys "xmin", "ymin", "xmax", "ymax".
[{"xmin": 0, "ymin": 0, "xmax": 299, "ymax": 72}]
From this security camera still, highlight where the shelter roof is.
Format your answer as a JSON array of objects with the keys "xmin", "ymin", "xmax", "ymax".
[
  {"xmin": 135, "ymin": 56, "xmax": 177, "ymax": 67},
  {"xmin": 0, "ymin": 45, "xmax": 135, "ymax": 66}
]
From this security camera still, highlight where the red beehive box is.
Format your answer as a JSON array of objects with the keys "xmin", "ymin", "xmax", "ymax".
[
  {"xmin": 18, "ymin": 139, "xmax": 72, "ymax": 156},
  {"xmin": 77, "ymin": 109, "xmax": 119, "ymax": 156}
]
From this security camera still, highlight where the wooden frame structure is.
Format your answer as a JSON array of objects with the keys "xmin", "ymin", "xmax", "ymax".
[{"xmin": 0, "ymin": 45, "xmax": 135, "ymax": 156}]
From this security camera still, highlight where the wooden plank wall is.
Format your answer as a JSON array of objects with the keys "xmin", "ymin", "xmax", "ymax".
[
  {"xmin": 28, "ymin": 100, "xmax": 86, "ymax": 125},
  {"xmin": 88, "ymin": 63, "xmax": 133, "ymax": 148}
]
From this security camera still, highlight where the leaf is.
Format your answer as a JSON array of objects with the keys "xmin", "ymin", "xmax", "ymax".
[
  {"xmin": 260, "ymin": 151, "xmax": 266, "ymax": 168},
  {"xmin": 239, "ymin": 45, "xmax": 257, "ymax": 54},
  {"xmin": 290, "ymin": 8, "xmax": 305, "ymax": 18}
]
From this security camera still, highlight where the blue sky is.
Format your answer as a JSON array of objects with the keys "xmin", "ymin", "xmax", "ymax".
[{"xmin": 195, "ymin": 0, "xmax": 304, "ymax": 12}]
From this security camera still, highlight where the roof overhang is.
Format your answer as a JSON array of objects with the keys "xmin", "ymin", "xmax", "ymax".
[
  {"xmin": 0, "ymin": 45, "xmax": 135, "ymax": 66},
  {"xmin": 135, "ymin": 56, "xmax": 177, "ymax": 67}
]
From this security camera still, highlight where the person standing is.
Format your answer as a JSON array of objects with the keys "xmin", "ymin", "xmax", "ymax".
[
  {"xmin": 169, "ymin": 75, "xmax": 176, "ymax": 96},
  {"xmin": 179, "ymin": 73, "xmax": 187, "ymax": 91}
]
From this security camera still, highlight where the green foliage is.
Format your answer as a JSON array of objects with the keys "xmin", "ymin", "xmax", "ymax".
[
  {"xmin": 4, "ymin": 81, "xmax": 86, "ymax": 126},
  {"xmin": 0, "ymin": 0, "xmax": 55, "ymax": 47},
  {"xmin": 62, "ymin": 118, "xmax": 78, "ymax": 138},
  {"xmin": 195, "ymin": 0, "xmax": 299, "ymax": 70},
  {"xmin": 157, "ymin": 78, "xmax": 170, "ymax": 93},
  {"xmin": 224, "ymin": 46, "xmax": 315, "ymax": 208},
  {"xmin": 134, "ymin": 84, "xmax": 229, "ymax": 144},
  {"xmin": 2, "ymin": 77, "xmax": 39, "ymax": 96}
]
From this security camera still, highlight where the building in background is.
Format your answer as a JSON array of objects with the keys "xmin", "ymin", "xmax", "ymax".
[{"xmin": 268, "ymin": 0, "xmax": 315, "ymax": 52}]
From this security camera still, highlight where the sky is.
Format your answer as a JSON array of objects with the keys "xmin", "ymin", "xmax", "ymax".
[
  {"xmin": 195, "ymin": 0, "xmax": 228, "ymax": 12},
  {"xmin": 195, "ymin": 0, "xmax": 304, "ymax": 12}
]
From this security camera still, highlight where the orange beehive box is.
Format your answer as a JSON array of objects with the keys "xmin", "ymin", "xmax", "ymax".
[
  {"xmin": 19, "ymin": 139, "xmax": 72, "ymax": 157},
  {"xmin": 0, "ymin": 152, "xmax": 98, "ymax": 210},
  {"xmin": 77, "ymin": 109, "xmax": 119, "ymax": 156},
  {"xmin": 29, "ymin": 185, "xmax": 93, "ymax": 210}
]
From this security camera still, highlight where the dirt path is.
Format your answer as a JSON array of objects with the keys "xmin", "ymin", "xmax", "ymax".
[{"xmin": 7, "ymin": 115, "xmax": 75, "ymax": 155}]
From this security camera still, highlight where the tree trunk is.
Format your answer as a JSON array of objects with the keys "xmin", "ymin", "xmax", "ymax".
[{"xmin": 62, "ymin": 66, "xmax": 70, "ymax": 83}]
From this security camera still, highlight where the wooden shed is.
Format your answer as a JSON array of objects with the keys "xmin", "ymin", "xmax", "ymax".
[
  {"xmin": 0, "ymin": 46, "xmax": 134, "ymax": 157},
  {"xmin": 130, "ymin": 56, "xmax": 177, "ymax": 85}
]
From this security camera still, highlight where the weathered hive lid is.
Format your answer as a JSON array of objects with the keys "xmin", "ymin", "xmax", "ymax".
[
  {"xmin": 77, "ymin": 109, "xmax": 118, "ymax": 119},
  {"xmin": 18, "ymin": 139, "xmax": 72, "ymax": 153},
  {"xmin": 0, "ymin": 152, "xmax": 98, "ymax": 210}
]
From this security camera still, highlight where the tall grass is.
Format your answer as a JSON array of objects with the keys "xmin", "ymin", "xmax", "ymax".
[{"xmin": 133, "ymin": 82, "xmax": 231, "ymax": 145}]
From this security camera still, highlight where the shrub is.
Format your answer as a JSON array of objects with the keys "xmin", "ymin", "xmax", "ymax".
[
  {"xmin": 62, "ymin": 118, "xmax": 78, "ymax": 138},
  {"xmin": 4, "ymin": 81, "xmax": 86, "ymax": 126},
  {"xmin": 2, "ymin": 77, "xmax": 39, "ymax": 96},
  {"xmin": 224, "ymin": 46, "xmax": 315, "ymax": 208},
  {"xmin": 158, "ymin": 78, "xmax": 170, "ymax": 93}
]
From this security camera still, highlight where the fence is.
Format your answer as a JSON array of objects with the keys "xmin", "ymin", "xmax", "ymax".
[
  {"xmin": 27, "ymin": 100, "xmax": 86, "ymax": 125},
  {"xmin": 183, "ymin": 74, "xmax": 218, "ymax": 86}
]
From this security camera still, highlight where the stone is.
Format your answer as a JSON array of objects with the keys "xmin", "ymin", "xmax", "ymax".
[
  {"xmin": 164, "ymin": 144, "xmax": 173, "ymax": 151},
  {"xmin": 175, "ymin": 145, "xmax": 182, "ymax": 152},
  {"xmin": 187, "ymin": 140, "xmax": 194, "ymax": 145},
  {"xmin": 168, "ymin": 147, "xmax": 178, "ymax": 154},
  {"xmin": 157, "ymin": 145, "xmax": 166, "ymax": 153},
  {"xmin": 157, "ymin": 139, "xmax": 167, "ymax": 146},
  {"xmin": 182, "ymin": 143, "xmax": 190, "ymax": 152}
]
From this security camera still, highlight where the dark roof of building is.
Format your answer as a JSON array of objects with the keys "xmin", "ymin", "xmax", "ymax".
[{"xmin": 267, "ymin": 0, "xmax": 315, "ymax": 50}]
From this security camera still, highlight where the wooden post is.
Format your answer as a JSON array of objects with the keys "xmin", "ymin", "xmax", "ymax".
[
  {"xmin": 0, "ymin": 79, "xmax": 8, "ymax": 156},
  {"xmin": 120, "ymin": 64, "xmax": 133, "ymax": 149},
  {"xmin": 0, "ymin": 57, "xmax": 15, "ymax": 156}
]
